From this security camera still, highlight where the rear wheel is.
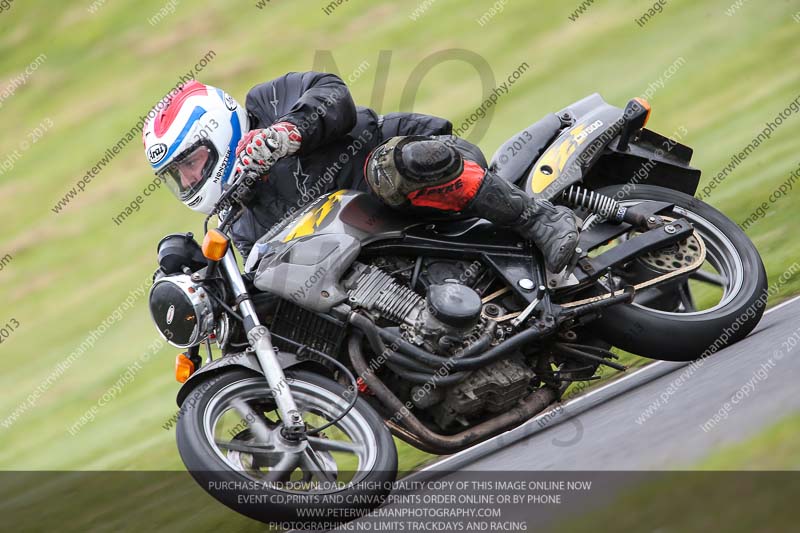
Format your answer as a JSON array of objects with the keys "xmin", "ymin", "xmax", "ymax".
[{"xmin": 583, "ymin": 185, "xmax": 767, "ymax": 361}]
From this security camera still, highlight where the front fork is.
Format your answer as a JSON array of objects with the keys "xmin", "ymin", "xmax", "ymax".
[{"xmin": 220, "ymin": 249, "xmax": 306, "ymax": 437}]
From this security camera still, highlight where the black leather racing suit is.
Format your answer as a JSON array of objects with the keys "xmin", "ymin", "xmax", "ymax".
[{"xmin": 231, "ymin": 71, "xmax": 452, "ymax": 258}]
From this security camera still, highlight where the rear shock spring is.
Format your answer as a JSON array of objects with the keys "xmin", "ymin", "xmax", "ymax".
[{"xmin": 562, "ymin": 185, "xmax": 626, "ymax": 223}]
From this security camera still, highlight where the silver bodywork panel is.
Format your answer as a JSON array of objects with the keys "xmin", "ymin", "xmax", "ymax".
[
  {"xmin": 253, "ymin": 233, "xmax": 360, "ymax": 313},
  {"xmin": 249, "ymin": 190, "xmax": 416, "ymax": 313}
]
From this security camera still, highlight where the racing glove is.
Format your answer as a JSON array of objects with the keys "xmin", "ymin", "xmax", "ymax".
[{"xmin": 233, "ymin": 121, "xmax": 302, "ymax": 178}]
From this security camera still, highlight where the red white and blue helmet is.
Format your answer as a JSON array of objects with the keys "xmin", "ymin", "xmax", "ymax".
[{"xmin": 143, "ymin": 81, "xmax": 249, "ymax": 215}]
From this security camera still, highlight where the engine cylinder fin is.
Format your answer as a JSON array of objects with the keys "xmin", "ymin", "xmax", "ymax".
[{"xmin": 348, "ymin": 265, "xmax": 425, "ymax": 324}]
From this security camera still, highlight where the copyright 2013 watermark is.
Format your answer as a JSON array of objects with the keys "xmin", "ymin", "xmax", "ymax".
[{"xmin": 0, "ymin": 0, "xmax": 16, "ymax": 15}]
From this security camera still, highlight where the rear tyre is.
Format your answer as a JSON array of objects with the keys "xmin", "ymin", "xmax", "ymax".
[{"xmin": 586, "ymin": 185, "xmax": 767, "ymax": 361}]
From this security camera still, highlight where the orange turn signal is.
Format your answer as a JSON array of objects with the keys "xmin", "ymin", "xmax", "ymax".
[
  {"xmin": 175, "ymin": 353, "xmax": 195, "ymax": 383},
  {"xmin": 202, "ymin": 229, "xmax": 229, "ymax": 261},
  {"xmin": 633, "ymin": 97, "xmax": 651, "ymax": 127}
]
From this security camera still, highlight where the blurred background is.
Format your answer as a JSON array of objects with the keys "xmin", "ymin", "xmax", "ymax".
[{"xmin": 0, "ymin": 0, "xmax": 798, "ymax": 527}]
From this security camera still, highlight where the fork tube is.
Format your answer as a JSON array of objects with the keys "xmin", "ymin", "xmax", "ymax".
[
  {"xmin": 219, "ymin": 248, "xmax": 303, "ymax": 434},
  {"xmin": 220, "ymin": 249, "xmax": 259, "ymax": 330}
]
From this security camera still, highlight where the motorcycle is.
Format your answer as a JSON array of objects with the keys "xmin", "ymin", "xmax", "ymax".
[{"xmin": 148, "ymin": 94, "xmax": 766, "ymax": 524}]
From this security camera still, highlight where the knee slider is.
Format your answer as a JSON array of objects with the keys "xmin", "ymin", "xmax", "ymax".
[
  {"xmin": 365, "ymin": 136, "xmax": 463, "ymax": 207},
  {"xmin": 399, "ymin": 138, "xmax": 463, "ymax": 184}
]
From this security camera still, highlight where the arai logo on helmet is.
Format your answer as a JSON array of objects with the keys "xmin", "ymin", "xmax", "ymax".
[
  {"xmin": 223, "ymin": 93, "xmax": 237, "ymax": 111},
  {"xmin": 147, "ymin": 143, "xmax": 168, "ymax": 164},
  {"xmin": 166, "ymin": 304, "xmax": 175, "ymax": 325}
]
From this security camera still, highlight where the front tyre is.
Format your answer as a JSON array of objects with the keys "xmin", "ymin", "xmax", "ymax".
[
  {"xmin": 176, "ymin": 368, "xmax": 397, "ymax": 526},
  {"xmin": 587, "ymin": 185, "xmax": 768, "ymax": 361}
]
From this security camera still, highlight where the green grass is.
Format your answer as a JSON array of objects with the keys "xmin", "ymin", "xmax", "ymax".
[
  {"xmin": 555, "ymin": 410, "xmax": 800, "ymax": 533},
  {"xmin": 697, "ymin": 410, "xmax": 800, "ymax": 470},
  {"xmin": 1, "ymin": 0, "xmax": 798, "ymax": 482}
]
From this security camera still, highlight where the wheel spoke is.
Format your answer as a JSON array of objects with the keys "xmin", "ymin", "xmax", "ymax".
[
  {"xmin": 263, "ymin": 453, "xmax": 301, "ymax": 483},
  {"xmin": 690, "ymin": 269, "xmax": 727, "ymax": 287},
  {"xmin": 300, "ymin": 448, "xmax": 337, "ymax": 483},
  {"xmin": 307, "ymin": 436, "xmax": 364, "ymax": 455},
  {"xmin": 633, "ymin": 286, "xmax": 669, "ymax": 306},
  {"xmin": 215, "ymin": 439, "xmax": 274, "ymax": 454},
  {"xmin": 677, "ymin": 282, "xmax": 697, "ymax": 312},
  {"xmin": 231, "ymin": 398, "xmax": 272, "ymax": 442}
]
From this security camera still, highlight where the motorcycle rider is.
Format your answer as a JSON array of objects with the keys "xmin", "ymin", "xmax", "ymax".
[{"xmin": 142, "ymin": 72, "xmax": 578, "ymax": 272}]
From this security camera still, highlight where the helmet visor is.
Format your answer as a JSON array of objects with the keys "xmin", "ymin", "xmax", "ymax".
[{"xmin": 157, "ymin": 141, "xmax": 219, "ymax": 201}]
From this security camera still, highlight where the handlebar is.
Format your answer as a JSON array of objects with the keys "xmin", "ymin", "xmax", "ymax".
[{"xmin": 204, "ymin": 169, "xmax": 262, "ymax": 234}]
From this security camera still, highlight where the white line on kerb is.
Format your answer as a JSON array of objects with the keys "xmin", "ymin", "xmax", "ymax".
[{"xmin": 421, "ymin": 293, "xmax": 800, "ymax": 472}]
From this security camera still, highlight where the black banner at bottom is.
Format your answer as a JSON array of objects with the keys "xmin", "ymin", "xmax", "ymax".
[{"xmin": 0, "ymin": 471, "xmax": 798, "ymax": 532}]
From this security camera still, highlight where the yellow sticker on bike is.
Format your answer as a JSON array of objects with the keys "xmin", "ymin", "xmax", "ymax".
[
  {"xmin": 530, "ymin": 120, "xmax": 601, "ymax": 194},
  {"xmin": 283, "ymin": 190, "xmax": 347, "ymax": 242}
]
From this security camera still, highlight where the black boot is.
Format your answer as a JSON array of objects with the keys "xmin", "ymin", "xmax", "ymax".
[{"xmin": 467, "ymin": 171, "xmax": 579, "ymax": 272}]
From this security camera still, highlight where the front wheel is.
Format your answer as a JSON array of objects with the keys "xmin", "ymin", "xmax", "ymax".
[
  {"xmin": 585, "ymin": 185, "xmax": 767, "ymax": 361},
  {"xmin": 176, "ymin": 368, "xmax": 397, "ymax": 526}
]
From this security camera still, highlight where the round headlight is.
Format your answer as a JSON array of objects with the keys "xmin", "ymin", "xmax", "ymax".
[{"xmin": 149, "ymin": 274, "xmax": 215, "ymax": 348}]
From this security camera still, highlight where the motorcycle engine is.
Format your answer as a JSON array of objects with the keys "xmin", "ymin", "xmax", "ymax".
[
  {"xmin": 431, "ymin": 356, "xmax": 534, "ymax": 429},
  {"xmin": 345, "ymin": 259, "xmax": 537, "ymax": 430},
  {"xmin": 344, "ymin": 262, "xmax": 486, "ymax": 353}
]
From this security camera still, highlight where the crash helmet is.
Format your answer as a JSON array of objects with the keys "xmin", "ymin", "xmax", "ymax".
[{"xmin": 143, "ymin": 80, "xmax": 249, "ymax": 214}]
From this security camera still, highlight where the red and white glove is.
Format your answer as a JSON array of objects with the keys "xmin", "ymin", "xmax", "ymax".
[{"xmin": 233, "ymin": 121, "xmax": 302, "ymax": 178}]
